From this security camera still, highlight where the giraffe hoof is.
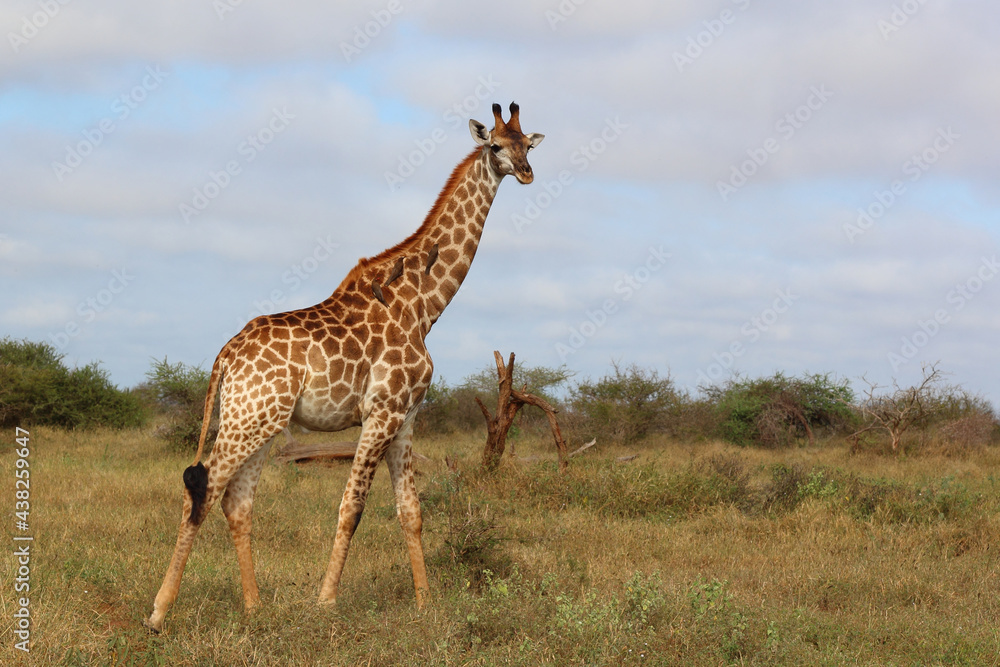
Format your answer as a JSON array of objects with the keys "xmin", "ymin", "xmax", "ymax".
[
  {"xmin": 415, "ymin": 589, "xmax": 429, "ymax": 609},
  {"xmin": 143, "ymin": 617, "xmax": 162, "ymax": 635}
]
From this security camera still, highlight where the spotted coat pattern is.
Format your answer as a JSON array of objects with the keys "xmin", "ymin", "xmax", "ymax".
[{"xmin": 146, "ymin": 103, "xmax": 543, "ymax": 633}]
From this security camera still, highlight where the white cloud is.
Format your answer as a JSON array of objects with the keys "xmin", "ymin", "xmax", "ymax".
[{"xmin": 2, "ymin": 0, "xmax": 998, "ymax": 408}]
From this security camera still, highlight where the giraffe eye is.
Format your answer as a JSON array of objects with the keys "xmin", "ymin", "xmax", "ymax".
[{"xmin": 490, "ymin": 144, "xmax": 501, "ymax": 153}]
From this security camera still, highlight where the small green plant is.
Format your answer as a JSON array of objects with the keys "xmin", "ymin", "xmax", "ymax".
[
  {"xmin": 798, "ymin": 469, "xmax": 840, "ymax": 500},
  {"xmin": 689, "ymin": 577, "xmax": 732, "ymax": 618},
  {"xmin": 687, "ymin": 578, "xmax": 758, "ymax": 662},
  {"xmin": 553, "ymin": 589, "xmax": 615, "ymax": 635},
  {"xmin": 621, "ymin": 571, "xmax": 666, "ymax": 631},
  {"xmin": 721, "ymin": 611, "xmax": 750, "ymax": 662}
]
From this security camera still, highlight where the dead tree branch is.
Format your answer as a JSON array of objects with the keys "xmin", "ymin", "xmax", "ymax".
[
  {"xmin": 851, "ymin": 362, "xmax": 944, "ymax": 453},
  {"xmin": 478, "ymin": 351, "xmax": 568, "ymax": 472}
]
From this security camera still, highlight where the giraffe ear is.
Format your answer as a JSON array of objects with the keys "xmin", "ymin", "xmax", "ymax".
[
  {"xmin": 527, "ymin": 133, "xmax": 545, "ymax": 149},
  {"xmin": 469, "ymin": 119, "xmax": 491, "ymax": 146}
]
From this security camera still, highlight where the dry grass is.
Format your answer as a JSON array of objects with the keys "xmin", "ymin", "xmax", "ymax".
[{"xmin": 2, "ymin": 426, "xmax": 1000, "ymax": 665}]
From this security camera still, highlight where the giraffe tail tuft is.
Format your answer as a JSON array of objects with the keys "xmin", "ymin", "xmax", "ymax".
[{"xmin": 183, "ymin": 462, "xmax": 208, "ymax": 524}]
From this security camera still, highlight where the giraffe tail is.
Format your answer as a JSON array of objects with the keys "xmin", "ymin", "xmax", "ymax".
[
  {"xmin": 191, "ymin": 350, "xmax": 224, "ymax": 466},
  {"xmin": 183, "ymin": 351, "xmax": 224, "ymax": 523}
]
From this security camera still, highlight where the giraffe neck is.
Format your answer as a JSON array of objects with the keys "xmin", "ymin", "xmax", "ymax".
[
  {"xmin": 331, "ymin": 147, "xmax": 504, "ymax": 335},
  {"xmin": 416, "ymin": 147, "xmax": 502, "ymax": 325}
]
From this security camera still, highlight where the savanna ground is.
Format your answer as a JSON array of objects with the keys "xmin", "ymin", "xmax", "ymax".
[{"xmin": 2, "ymin": 425, "xmax": 1000, "ymax": 666}]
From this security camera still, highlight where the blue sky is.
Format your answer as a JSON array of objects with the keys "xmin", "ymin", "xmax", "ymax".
[{"xmin": 2, "ymin": 0, "xmax": 999, "ymax": 408}]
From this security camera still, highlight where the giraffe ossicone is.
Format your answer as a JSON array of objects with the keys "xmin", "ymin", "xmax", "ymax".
[{"xmin": 145, "ymin": 102, "xmax": 544, "ymax": 633}]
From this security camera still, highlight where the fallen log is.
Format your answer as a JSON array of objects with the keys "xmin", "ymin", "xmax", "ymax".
[
  {"xmin": 273, "ymin": 440, "xmax": 432, "ymax": 464},
  {"xmin": 274, "ymin": 441, "xmax": 358, "ymax": 463}
]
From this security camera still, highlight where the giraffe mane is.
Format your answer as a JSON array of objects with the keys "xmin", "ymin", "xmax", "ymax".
[{"xmin": 338, "ymin": 147, "xmax": 482, "ymax": 288}]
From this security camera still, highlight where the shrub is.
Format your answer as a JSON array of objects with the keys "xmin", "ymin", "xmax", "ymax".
[
  {"xmin": 850, "ymin": 364, "xmax": 998, "ymax": 454},
  {"xmin": 935, "ymin": 413, "xmax": 997, "ymax": 451},
  {"xmin": 671, "ymin": 397, "xmax": 722, "ymax": 442},
  {"xmin": 413, "ymin": 376, "xmax": 454, "ymax": 434},
  {"xmin": 422, "ymin": 469, "xmax": 511, "ymax": 589},
  {"xmin": 924, "ymin": 385, "xmax": 998, "ymax": 451},
  {"xmin": 706, "ymin": 372, "xmax": 855, "ymax": 448},
  {"xmin": 568, "ymin": 362, "xmax": 681, "ymax": 445},
  {"xmin": 0, "ymin": 338, "xmax": 146, "ymax": 429},
  {"xmin": 142, "ymin": 357, "xmax": 214, "ymax": 451}
]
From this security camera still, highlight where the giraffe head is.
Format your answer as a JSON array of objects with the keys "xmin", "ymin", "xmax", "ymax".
[{"xmin": 469, "ymin": 101, "xmax": 544, "ymax": 184}]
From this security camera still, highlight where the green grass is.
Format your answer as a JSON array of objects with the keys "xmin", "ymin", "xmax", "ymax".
[{"xmin": 2, "ymin": 427, "xmax": 1000, "ymax": 665}]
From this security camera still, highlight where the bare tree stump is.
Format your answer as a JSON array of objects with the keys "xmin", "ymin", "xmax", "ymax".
[{"xmin": 476, "ymin": 351, "xmax": 569, "ymax": 472}]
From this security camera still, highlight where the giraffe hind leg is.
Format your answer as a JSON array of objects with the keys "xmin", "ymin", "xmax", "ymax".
[
  {"xmin": 146, "ymin": 427, "xmax": 281, "ymax": 633},
  {"xmin": 146, "ymin": 465, "xmax": 220, "ymax": 633},
  {"xmin": 385, "ymin": 413, "xmax": 428, "ymax": 607},
  {"xmin": 220, "ymin": 438, "xmax": 274, "ymax": 612}
]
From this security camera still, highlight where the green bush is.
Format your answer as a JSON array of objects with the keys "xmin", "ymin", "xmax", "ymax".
[
  {"xmin": 413, "ymin": 376, "xmax": 459, "ymax": 434},
  {"xmin": 706, "ymin": 373, "xmax": 856, "ymax": 448},
  {"xmin": 568, "ymin": 362, "xmax": 681, "ymax": 445},
  {"xmin": 0, "ymin": 338, "xmax": 146, "ymax": 429},
  {"xmin": 142, "ymin": 357, "xmax": 214, "ymax": 451}
]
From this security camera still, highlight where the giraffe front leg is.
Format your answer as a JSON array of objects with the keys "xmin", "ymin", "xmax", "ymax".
[
  {"xmin": 386, "ymin": 413, "xmax": 428, "ymax": 607},
  {"xmin": 318, "ymin": 410, "xmax": 402, "ymax": 604}
]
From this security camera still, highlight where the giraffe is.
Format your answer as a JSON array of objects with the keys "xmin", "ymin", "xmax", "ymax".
[{"xmin": 145, "ymin": 102, "xmax": 544, "ymax": 633}]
